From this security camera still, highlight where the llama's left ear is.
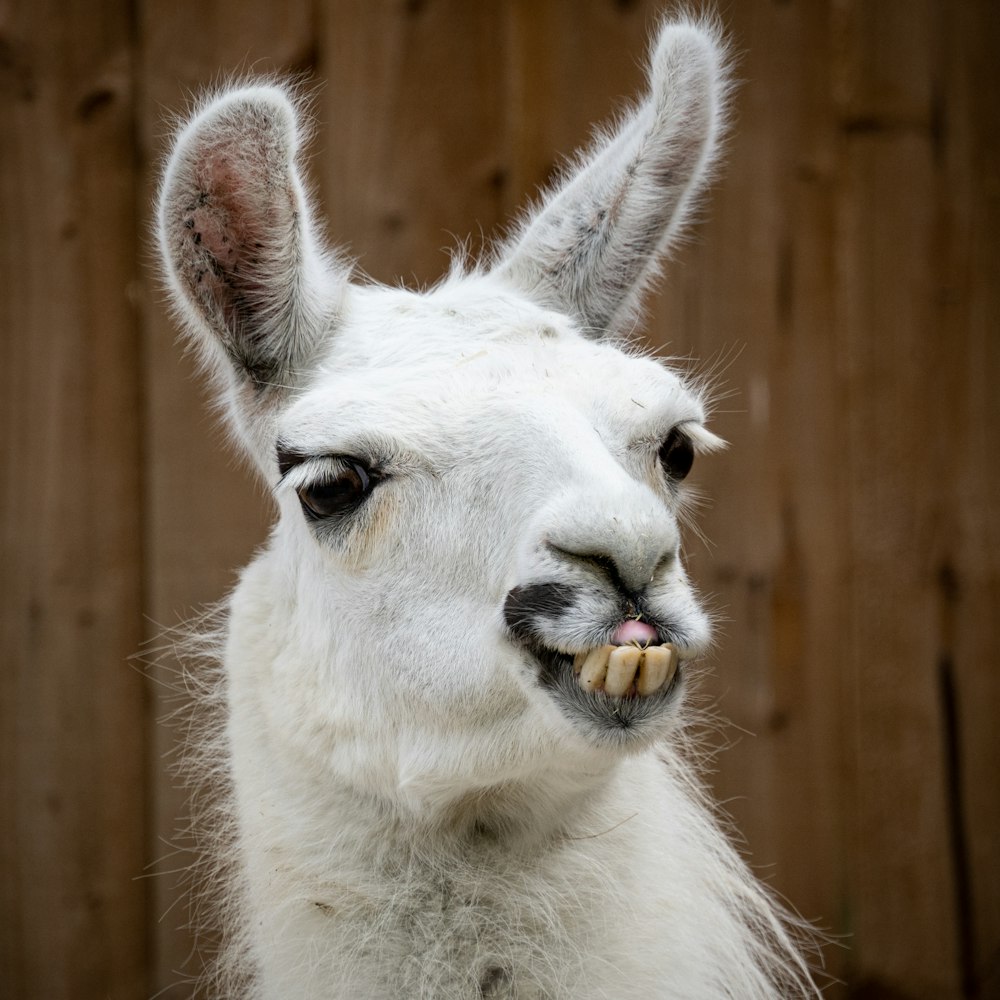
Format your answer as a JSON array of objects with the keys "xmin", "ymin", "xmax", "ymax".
[
  {"xmin": 495, "ymin": 20, "xmax": 728, "ymax": 338},
  {"xmin": 158, "ymin": 85, "xmax": 345, "ymax": 398}
]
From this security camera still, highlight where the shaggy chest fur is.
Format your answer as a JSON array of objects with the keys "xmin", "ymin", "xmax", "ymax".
[
  {"xmin": 314, "ymin": 846, "xmax": 590, "ymax": 999},
  {"xmin": 226, "ymin": 706, "xmax": 770, "ymax": 1000}
]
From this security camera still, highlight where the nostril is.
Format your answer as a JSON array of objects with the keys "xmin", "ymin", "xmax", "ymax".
[
  {"xmin": 546, "ymin": 539, "xmax": 677, "ymax": 596},
  {"xmin": 546, "ymin": 542, "xmax": 629, "ymax": 594},
  {"xmin": 653, "ymin": 547, "xmax": 677, "ymax": 577}
]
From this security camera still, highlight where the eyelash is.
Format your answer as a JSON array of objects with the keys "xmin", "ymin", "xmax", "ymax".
[
  {"xmin": 278, "ymin": 454, "xmax": 386, "ymax": 524},
  {"xmin": 298, "ymin": 460, "xmax": 378, "ymax": 521}
]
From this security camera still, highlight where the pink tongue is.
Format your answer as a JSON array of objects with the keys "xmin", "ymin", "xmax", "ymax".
[{"xmin": 611, "ymin": 620, "xmax": 658, "ymax": 645}]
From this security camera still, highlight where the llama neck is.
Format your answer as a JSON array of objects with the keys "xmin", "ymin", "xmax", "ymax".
[{"xmin": 228, "ymin": 688, "xmax": 623, "ymax": 866}]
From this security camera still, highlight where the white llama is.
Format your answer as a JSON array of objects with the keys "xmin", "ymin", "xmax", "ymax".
[{"xmin": 157, "ymin": 17, "xmax": 820, "ymax": 999}]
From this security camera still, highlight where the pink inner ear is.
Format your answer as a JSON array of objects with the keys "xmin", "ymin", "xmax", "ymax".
[
  {"xmin": 191, "ymin": 152, "xmax": 259, "ymax": 270},
  {"xmin": 191, "ymin": 203, "xmax": 238, "ymax": 269}
]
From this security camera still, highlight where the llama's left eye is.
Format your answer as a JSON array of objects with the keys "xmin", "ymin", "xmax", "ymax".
[
  {"xmin": 658, "ymin": 428, "xmax": 695, "ymax": 482},
  {"xmin": 297, "ymin": 461, "xmax": 375, "ymax": 520}
]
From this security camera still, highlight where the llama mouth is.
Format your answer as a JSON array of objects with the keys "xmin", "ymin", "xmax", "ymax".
[
  {"xmin": 503, "ymin": 586, "xmax": 686, "ymax": 730},
  {"xmin": 526, "ymin": 639, "xmax": 684, "ymax": 734},
  {"xmin": 572, "ymin": 643, "xmax": 679, "ymax": 698}
]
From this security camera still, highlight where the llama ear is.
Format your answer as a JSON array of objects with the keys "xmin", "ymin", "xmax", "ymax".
[
  {"xmin": 157, "ymin": 85, "xmax": 344, "ymax": 395},
  {"xmin": 495, "ymin": 21, "xmax": 728, "ymax": 338}
]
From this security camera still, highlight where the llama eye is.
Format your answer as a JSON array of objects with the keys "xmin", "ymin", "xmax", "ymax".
[
  {"xmin": 658, "ymin": 428, "xmax": 695, "ymax": 482},
  {"xmin": 297, "ymin": 461, "xmax": 375, "ymax": 520}
]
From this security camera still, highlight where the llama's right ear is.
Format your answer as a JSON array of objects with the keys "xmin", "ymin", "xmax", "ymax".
[{"xmin": 157, "ymin": 85, "xmax": 345, "ymax": 401}]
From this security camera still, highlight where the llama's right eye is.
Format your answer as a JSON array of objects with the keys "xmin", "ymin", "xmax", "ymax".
[{"xmin": 297, "ymin": 461, "xmax": 375, "ymax": 520}]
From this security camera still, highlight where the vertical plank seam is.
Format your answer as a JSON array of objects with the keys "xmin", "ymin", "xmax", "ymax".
[
  {"xmin": 128, "ymin": 0, "xmax": 156, "ymax": 990},
  {"xmin": 937, "ymin": 563, "xmax": 978, "ymax": 997}
]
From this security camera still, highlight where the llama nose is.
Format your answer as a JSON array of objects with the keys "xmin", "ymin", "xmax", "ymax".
[
  {"xmin": 548, "ymin": 539, "xmax": 676, "ymax": 596},
  {"xmin": 545, "ymin": 502, "xmax": 680, "ymax": 595}
]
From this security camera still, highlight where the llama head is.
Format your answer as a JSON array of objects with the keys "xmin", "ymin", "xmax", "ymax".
[{"xmin": 158, "ymin": 20, "xmax": 728, "ymax": 816}]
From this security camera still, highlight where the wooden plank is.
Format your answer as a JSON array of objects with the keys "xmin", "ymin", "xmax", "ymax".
[
  {"xmin": 137, "ymin": 2, "xmax": 316, "ymax": 994},
  {"xmin": 318, "ymin": 0, "xmax": 508, "ymax": 287},
  {"xmin": 838, "ymin": 126, "xmax": 963, "ymax": 996},
  {"xmin": 834, "ymin": 0, "xmax": 976, "ymax": 993},
  {"xmin": 502, "ymin": 0, "xmax": 653, "ymax": 219},
  {"xmin": 0, "ymin": 0, "xmax": 145, "ymax": 997},
  {"xmin": 938, "ymin": 2, "xmax": 1000, "ymax": 995}
]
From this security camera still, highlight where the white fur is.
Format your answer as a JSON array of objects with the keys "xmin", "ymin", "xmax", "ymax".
[{"xmin": 157, "ymin": 17, "xmax": 820, "ymax": 998}]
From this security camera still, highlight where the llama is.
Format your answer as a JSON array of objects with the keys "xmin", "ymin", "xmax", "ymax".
[{"xmin": 157, "ymin": 16, "xmax": 820, "ymax": 999}]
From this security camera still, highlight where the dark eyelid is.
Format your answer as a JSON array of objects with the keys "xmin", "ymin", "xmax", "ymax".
[
  {"xmin": 275, "ymin": 446, "xmax": 388, "ymax": 489},
  {"xmin": 276, "ymin": 446, "xmax": 310, "ymax": 480}
]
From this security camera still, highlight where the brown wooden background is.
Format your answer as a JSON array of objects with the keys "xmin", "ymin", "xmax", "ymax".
[{"xmin": 2, "ymin": 0, "xmax": 998, "ymax": 997}]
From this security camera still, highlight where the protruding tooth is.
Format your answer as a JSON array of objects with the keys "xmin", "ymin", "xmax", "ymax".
[
  {"xmin": 572, "ymin": 651, "xmax": 588, "ymax": 674},
  {"xmin": 578, "ymin": 646, "xmax": 613, "ymax": 692},
  {"xmin": 605, "ymin": 646, "xmax": 642, "ymax": 698},
  {"xmin": 664, "ymin": 643, "xmax": 679, "ymax": 682},
  {"xmin": 637, "ymin": 644, "xmax": 679, "ymax": 697}
]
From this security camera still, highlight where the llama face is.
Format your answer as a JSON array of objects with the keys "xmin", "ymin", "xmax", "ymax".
[
  {"xmin": 263, "ymin": 279, "xmax": 717, "ymax": 756},
  {"xmin": 158, "ymin": 21, "xmax": 727, "ymax": 804}
]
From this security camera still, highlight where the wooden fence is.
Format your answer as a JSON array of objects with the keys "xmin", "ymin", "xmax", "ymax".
[{"xmin": 2, "ymin": 0, "xmax": 997, "ymax": 996}]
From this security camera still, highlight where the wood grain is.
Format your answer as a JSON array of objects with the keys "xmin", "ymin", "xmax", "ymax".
[
  {"xmin": 318, "ymin": 0, "xmax": 508, "ymax": 286},
  {"xmin": 0, "ymin": 0, "xmax": 145, "ymax": 997}
]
